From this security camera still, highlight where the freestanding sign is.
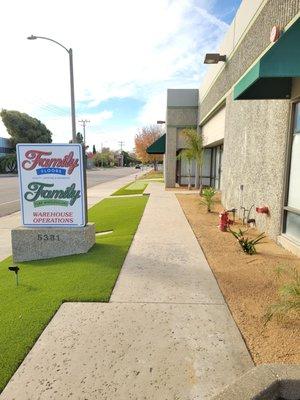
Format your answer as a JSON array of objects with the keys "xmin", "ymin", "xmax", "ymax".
[{"xmin": 17, "ymin": 144, "xmax": 86, "ymax": 227}]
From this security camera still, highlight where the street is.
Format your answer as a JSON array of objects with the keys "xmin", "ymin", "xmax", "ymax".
[{"xmin": 0, "ymin": 167, "xmax": 138, "ymax": 217}]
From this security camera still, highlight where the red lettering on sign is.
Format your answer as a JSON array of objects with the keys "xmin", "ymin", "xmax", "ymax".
[{"xmin": 22, "ymin": 150, "xmax": 79, "ymax": 174}]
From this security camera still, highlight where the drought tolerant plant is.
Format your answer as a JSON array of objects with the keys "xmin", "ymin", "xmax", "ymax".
[
  {"xmin": 229, "ymin": 228, "xmax": 265, "ymax": 255},
  {"xmin": 201, "ymin": 187, "xmax": 216, "ymax": 212},
  {"xmin": 0, "ymin": 154, "xmax": 17, "ymax": 173},
  {"xmin": 265, "ymin": 267, "xmax": 300, "ymax": 322}
]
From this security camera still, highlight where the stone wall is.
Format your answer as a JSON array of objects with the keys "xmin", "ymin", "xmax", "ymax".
[
  {"xmin": 221, "ymin": 94, "xmax": 290, "ymax": 238},
  {"xmin": 167, "ymin": 108, "xmax": 198, "ymax": 127}
]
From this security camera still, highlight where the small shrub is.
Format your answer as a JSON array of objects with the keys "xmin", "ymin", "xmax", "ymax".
[
  {"xmin": 0, "ymin": 154, "xmax": 17, "ymax": 173},
  {"xmin": 229, "ymin": 228, "xmax": 265, "ymax": 255},
  {"xmin": 265, "ymin": 267, "xmax": 300, "ymax": 322},
  {"xmin": 201, "ymin": 187, "xmax": 216, "ymax": 212}
]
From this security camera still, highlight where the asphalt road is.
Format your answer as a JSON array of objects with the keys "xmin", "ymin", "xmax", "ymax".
[{"xmin": 0, "ymin": 167, "xmax": 138, "ymax": 217}]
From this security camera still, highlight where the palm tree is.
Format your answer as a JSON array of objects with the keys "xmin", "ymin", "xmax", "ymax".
[
  {"xmin": 177, "ymin": 148, "xmax": 194, "ymax": 190},
  {"xmin": 181, "ymin": 128, "xmax": 204, "ymax": 193}
]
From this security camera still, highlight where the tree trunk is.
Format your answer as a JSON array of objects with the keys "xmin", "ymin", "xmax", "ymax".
[
  {"xmin": 195, "ymin": 162, "xmax": 200, "ymax": 189},
  {"xmin": 188, "ymin": 162, "xmax": 191, "ymax": 190},
  {"xmin": 199, "ymin": 164, "xmax": 203, "ymax": 195}
]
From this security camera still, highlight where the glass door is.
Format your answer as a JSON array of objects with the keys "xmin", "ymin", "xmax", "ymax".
[
  {"xmin": 283, "ymin": 102, "xmax": 300, "ymax": 242},
  {"xmin": 210, "ymin": 145, "xmax": 223, "ymax": 190}
]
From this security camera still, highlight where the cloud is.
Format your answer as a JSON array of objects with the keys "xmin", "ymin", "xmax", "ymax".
[
  {"xmin": 137, "ymin": 92, "xmax": 167, "ymax": 125},
  {"xmin": 0, "ymin": 0, "xmax": 231, "ymax": 150},
  {"xmin": 45, "ymin": 110, "xmax": 113, "ymax": 143},
  {"xmin": 85, "ymin": 125, "xmax": 138, "ymax": 153}
]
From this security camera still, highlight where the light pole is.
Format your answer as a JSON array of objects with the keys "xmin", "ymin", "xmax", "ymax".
[
  {"xmin": 28, "ymin": 35, "xmax": 88, "ymax": 224},
  {"xmin": 27, "ymin": 35, "xmax": 77, "ymax": 143}
]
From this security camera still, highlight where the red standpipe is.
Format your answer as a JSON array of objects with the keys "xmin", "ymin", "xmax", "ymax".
[
  {"xmin": 218, "ymin": 211, "xmax": 233, "ymax": 232},
  {"xmin": 256, "ymin": 206, "xmax": 269, "ymax": 214}
]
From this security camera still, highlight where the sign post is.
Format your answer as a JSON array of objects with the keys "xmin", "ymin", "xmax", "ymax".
[{"xmin": 11, "ymin": 144, "xmax": 95, "ymax": 262}]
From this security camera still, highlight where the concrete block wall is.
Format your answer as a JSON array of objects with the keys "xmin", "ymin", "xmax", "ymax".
[
  {"xmin": 221, "ymin": 95, "xmax": 290, "ymax": 239},
  {"xmin": 165, "ymin": 126, "xmax": 177, "ymax": 188},
  {"xmin": 167, "ymin": 108, "xmax": 198, "ymax": 128}
]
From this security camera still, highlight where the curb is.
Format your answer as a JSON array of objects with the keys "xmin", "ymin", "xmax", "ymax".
[{"xmin": 211, "ymin": 364, "xmax": 300, "ymax": 400}]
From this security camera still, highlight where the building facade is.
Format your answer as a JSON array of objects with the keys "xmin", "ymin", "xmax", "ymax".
[
  {"xmin": 148, "ymin": 0, "xmax": 300, "ymax": 256},
  {"xmin": 164, "ymin": 89, "xmax": 198, "ymax": 187},
  {"xmin": 0, "ymin": 137, "xmax": 12, "ymax": 157}
]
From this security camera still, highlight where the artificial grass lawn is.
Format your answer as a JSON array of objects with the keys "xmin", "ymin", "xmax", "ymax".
[
  {"xmin": 139, "ymin": 170, "xmax": 163, "ymax": 180},
  {"xmin": 0, "ymin": 196, "xmax": 147, "ymax": 392},
  {"xmin": 111, "ymin": 180, "xmax": 148, "ymax": 196}
]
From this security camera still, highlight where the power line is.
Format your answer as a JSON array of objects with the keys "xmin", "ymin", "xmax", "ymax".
[{"xmin": 27, "ymin": 97, "xmax": 70, "ymax": 116}]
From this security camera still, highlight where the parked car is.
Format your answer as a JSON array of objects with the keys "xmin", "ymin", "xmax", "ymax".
[{"xmin": 135, "ymin": 164, "xmax": 141, "ymax": 169}]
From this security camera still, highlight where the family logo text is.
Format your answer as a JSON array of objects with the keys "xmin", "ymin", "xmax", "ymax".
[
  {"xmin": 22, "ymin": 150, "xmax": 79, "ymax": 175},
  {"xmin": 24, "ymin": 182, "xmax": 81, "ymax": 207}
]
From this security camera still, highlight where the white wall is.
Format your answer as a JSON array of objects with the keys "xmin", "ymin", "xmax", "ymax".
[
  {"xmin": 202, "ymin": 106, "xmax": 226, "ymax": 147},
  {"xmin": 199, "ymin": 0, "xmax": 265, "ymax": 103}
]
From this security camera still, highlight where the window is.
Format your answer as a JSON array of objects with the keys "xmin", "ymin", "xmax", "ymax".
[
  {"xmin": 177, "ymin": 149, "xmax": 211, "ymax": 186},
  {"xmin": 0, "ymin": 147, "xmax": 12, "ymax": 154},
  {"xmin": 210, "ymin": 145, "xmax": 223, "ymax": 190},
  {"xmin": 283, "ymin": 102, "xmax": 300, "ymax": 242}
]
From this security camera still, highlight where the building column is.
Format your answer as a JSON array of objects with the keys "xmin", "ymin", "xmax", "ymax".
[{"xmin": 165, "ymin": 126, "xmax": 177, "ymax": 188}]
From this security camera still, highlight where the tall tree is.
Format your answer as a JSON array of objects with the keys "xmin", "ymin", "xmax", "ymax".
[
  {"xmin": 69, "ymin": 132, "xmax": 85, "ymax": 145},
  {"xmin": 181, "ymin": 128, "xmax": 204, "ymax": 193},
  {"xmin": 135, "ymin": 125, "xmax": 163, "ymax": 170},
  {"xmin": 92, "ymin": 144, "xmax": 96, "ymax": 154},
  {"xmin": 121, "ymin": 150, "xmax": 139, "ymax": 166},
  {"xmin": 76, "ymin": 132, "xmax": 84, "ymax": 143},
  {"xmin": 93, "ymin": 147, "xmax": 115, "ymax": 168},
  {"xmin": 0, "ymin": 109, "xmax": 52, "ymax": 148}
]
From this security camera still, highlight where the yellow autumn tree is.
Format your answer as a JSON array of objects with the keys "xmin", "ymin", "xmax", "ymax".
[{"xmin": 135, "ymin": 125, "xmax": 163, "ymax": 169}]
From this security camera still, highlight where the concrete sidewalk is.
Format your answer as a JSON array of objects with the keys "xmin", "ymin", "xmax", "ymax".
[
  {"xmin": 1, "ymin": 183, "xmax": 253, "ymax": 399},
  {"xmin": 0, "ymin": 171, "xmax": 143, "ymax": 261}
]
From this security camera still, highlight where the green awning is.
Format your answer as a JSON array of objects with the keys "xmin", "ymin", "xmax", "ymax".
[
  {"xmin": 146, "ymin": 134, "xmax": 165, "ymax": 154},
  {"xmin": 234, "ymin": 17, "xmax": 300, "ymax": 100}
]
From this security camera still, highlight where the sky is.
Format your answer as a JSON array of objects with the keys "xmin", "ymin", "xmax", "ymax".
[{"xmin": 0, "ymin": 0, "xmax": 242, "ymax": 152}]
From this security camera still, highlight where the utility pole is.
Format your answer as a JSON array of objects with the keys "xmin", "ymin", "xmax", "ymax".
[
  {"xmin": 79, "ymin": 119, "xmax": 90, "ymax": 145},
  {"xmin": 118, "ymin": 141, "xmax": 124, "ymax": 167},
  {"xmin": 118, "ymin": 141, "xmax": 124, "ymax": 151}
]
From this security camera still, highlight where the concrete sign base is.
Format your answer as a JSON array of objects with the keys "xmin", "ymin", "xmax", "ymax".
[{"xmin": 11, "ymin": 223, "xmax": 95, "ymax": 262}]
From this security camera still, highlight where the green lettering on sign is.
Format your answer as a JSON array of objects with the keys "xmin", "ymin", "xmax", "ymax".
[
  {"xmin": 24, "ymin": 182, "xmax": 81, "ymax": 206},
  {"xmin": 33, "ymin": 199, "xmax": 69, "ymax": 208}
]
